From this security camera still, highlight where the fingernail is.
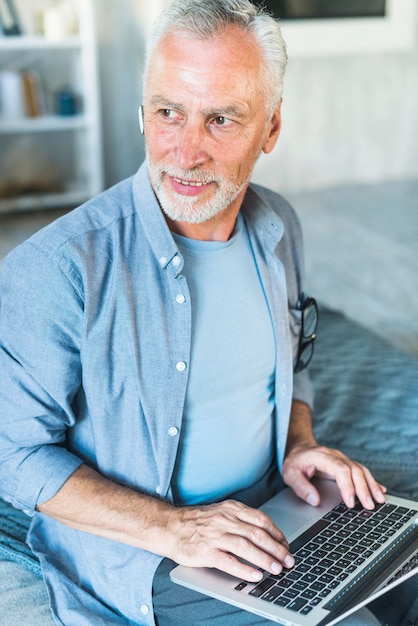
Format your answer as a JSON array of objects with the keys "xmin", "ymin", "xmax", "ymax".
[
  {"xmin": 307, "ymin": 493, "xmax": 318, "ymax": 507},
  {"xmin": 366, "ymin": 497, "xmax": 375, "ymax": 509},
  {"xmin": 285, "ymin": 555, "xmax": 295, "ymax": 568},
  {"xmin": 251, "ymin": 570, "xmax": 263, "ymax": 582},
  {"xmin": 271, "ymin": 562, "xmax": 282, "ymax": 575}
]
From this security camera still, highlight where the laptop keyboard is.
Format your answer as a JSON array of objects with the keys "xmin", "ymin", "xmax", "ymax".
[{"xmin": 235, "ymin": 498, "xmax": 417, "ymax": 616}]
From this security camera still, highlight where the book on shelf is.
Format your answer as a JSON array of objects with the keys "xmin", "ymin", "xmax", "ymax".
[
  {"xmin": 0, "ymin": 0, "xmax": 21, "ymax": 36},
  {"xmin": 21, "ymin": 71, "xmax": 46, "ymax": 117},
  {"xmin": 0, "ymin": 70, "xmax": 46, "ymax": 119}
]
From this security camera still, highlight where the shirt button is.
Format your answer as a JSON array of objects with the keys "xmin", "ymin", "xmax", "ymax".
[
  {"xmin": 168, "ymin": 426, "xmax": 179, "ymax": 437},
  {"xmin": 140, "ymin": 604, "xmax": 150, "ymax": 615},
  {"xmin": 159, "ymin": 256, "xmax": 167, "ymax": 267},
  {"xmin": 172, "ymin": 255, "xmax": 181, "ymax": 267},
  {"xmin": 176, "ymin": 361, "xmax": 187, "ymax": 372},
  {"xmin": 156, "ymin": 485, "xmax": 162, "ymax": 495},
  {"xmin": 176, "ymin": 294, "xmax": 186, "ymax": 304}
]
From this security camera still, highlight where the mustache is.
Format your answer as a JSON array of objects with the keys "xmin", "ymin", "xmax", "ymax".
[{"xmin": 161, "ymin": 167, "xmax": 219, "ymax": 185}]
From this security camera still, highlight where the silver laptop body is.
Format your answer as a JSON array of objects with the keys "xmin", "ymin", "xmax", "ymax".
[{"xmin": 170, "ymin": 478, "xmax": 418, "ymax": 626}]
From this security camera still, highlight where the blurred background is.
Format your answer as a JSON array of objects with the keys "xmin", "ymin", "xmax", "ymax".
[{"xmin": 0, "ymin": 0, "xmax": 417, "ymax": 354}]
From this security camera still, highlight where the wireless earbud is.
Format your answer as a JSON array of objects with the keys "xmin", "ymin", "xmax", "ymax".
[{"xmin": 138, "ymin": 105, "xmax": 144, "ymax": 135}]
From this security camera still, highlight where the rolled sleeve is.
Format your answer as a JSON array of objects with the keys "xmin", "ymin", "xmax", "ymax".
[
  {"xmin": 292, "ymin": 369, "xmax": 314, "ymax": 411},
  {"xmin": 15, "ymin": 446, "xmax": 83, "ymax": 515},
  {"xmin": 0, "ymin": 241, "xmax": 84, "ymax": 514}
]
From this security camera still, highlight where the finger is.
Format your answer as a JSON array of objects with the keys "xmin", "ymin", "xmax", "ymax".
[
  {"xmin": 233, "ymin": 510, "xmax": 295, "ymax": 570},
  {"xmin": 282, "ymin": 464, "xmax": 321, "ymax": 507},
  {"xmin": 236, "ymin": 506, "xmax": 289, "ymax": 547},
  {"xmin": 213, "ymin": 529, "xmax": 295, "ymax": 582},
  {"xmin": 210, "ymin": 549, "xmax": 267, "ymax": 583},
  {"xmin": 333, "ymin": 461, "xmax": 383, "ymax": 510},
  {"xmin": 173, "ymin": 501, "xmax": 294, "ymax": 580},
  {"xmin": 351, "ymin": 464, "xmax": 386, "ymax": 509}
]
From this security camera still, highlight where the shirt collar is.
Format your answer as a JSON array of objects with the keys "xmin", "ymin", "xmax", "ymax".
[
  {"xmin": 132, "ymin": 162, "xmax": 181, "ymax": 271},
  {"xmin": 132, "ymin": 161, "xmax": 284, "ymax": 266},
  {"xmin": 241, "ymin": 184, "xmax": 285, "ymax": 248}
]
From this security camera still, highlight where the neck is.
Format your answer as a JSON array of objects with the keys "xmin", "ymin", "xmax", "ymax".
[
  {"xmin": 165, "ymin": 212, "xmax": 237, "ymax": 242},
  {"xmin": 163, "ymin": 190, "xmax": 246, "ymax": 242}
]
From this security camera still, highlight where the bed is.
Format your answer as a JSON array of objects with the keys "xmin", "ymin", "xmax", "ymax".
[{"xmin": 0, "ymin": 304, "xmax": 417, "ymax": 625}]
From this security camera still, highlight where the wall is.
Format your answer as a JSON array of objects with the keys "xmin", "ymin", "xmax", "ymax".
[
  {"xmin": 95, "ymin": 0, "xmax": 418, "ymax": 193},
  {"xmin": 253, "ymin": 41, "xmax": 418, "ymax": 193}
]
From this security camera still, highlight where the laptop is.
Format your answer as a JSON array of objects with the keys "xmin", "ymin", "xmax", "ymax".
[{"xmin": 170, "ymin": 477, "xmax": 418, "ymax": 625}]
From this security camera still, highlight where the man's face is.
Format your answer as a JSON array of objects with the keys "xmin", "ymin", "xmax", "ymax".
[{"xmin": 143, "ymin": 26, "xmax": 282, "ymax": 228}]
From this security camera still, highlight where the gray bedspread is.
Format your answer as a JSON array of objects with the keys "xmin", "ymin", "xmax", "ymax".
[
  {"xmin": 0, "ymin": 304, "xmax": 417, "ymax": 624},
  {"xmin": 311, "ymin": 305, "xmax": 418, "ymax": 500}
]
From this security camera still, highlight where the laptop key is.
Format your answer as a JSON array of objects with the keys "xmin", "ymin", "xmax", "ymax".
[
  {"xmin": 328, "ymin": 580, "xmax": 340, "ymax": 590},
  {"xmin": 323, "ymin": 511, "xmax": 341, "ymax": 521},
  {"xmin": 249, "ymin": 578, "xmax": 275, "ymax": 597},
  {"xmin": 295, "ymin": 563, "xmax": 310, "ymax": 573},
  {"xmin": 293, "ymin": 580, "xmax": 309, "ymax": 591},
  {"xmin": 287, "ymin": 597, "xmax": 308, "ymax": 612},
  {"xmin": 262, "ymin": 586, "xmax": 286, "ymax": 602}
]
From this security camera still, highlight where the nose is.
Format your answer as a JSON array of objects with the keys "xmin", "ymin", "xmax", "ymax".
[{"xmin": 175, "ymin": 120, "xmax": 210, "ymax": 170}]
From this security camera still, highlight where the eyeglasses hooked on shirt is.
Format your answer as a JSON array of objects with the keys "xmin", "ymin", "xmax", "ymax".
[{"xmin": 294, "ymin": 297, "xmax": 318, "ymax": 374}]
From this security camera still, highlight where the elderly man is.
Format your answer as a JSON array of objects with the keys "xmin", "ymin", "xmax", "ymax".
[{"xmin": 1, "ymin": 1, "xmax": 406, "ymax": 624}]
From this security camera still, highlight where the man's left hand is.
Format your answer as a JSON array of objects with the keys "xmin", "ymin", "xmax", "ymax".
[
  {"xmin": 283, "ymin": 441, "xmax": 387, "ymax": 510},
  {"xmin": 284, "ymin": 400, "xmax": 387, "ymax": 510}
]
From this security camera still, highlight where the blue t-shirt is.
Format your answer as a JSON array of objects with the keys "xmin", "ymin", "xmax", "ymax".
[{"xmin": 172, "ymin": 214, "xmax": 276, "ymax": 504}]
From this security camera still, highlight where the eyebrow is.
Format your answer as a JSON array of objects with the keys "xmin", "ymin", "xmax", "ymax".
[
  {"xmin": 149, "ymin": 95, "xmax": 247, "ymax": 119},
  {"xmin": 150, "ymin": 96, "xmax": 186, "ymax": 112}
]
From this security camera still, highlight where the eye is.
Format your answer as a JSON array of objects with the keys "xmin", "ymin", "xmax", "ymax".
[
  {"xmin": 161, "ymin": 109, "xmax": 175, "ymax": 118},
  {"xmin": 159, "ymin": 108, "xmax": 183, "ymax": 122},
  {"xmin": 212, "ymin": 115, "xmax": 234, "ymax": 128}
]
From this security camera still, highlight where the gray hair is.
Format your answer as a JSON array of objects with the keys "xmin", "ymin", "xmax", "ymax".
[{"xmin": 143, "ymin": 0, "xmax": 287, "ymax": 115}]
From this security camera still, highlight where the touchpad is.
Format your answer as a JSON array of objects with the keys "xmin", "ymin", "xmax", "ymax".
[{"xmin": 263, "ymin": 506, "xmax": 313, "ymax": 540}]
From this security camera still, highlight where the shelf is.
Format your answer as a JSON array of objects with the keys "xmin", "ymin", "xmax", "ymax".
[
  {"xmin": 0, "ymin": 114, "xmax": 89, "ymax": 134},
  {"xmin": 0, "ymin": 35, "xmax": 82, "ymax": 52},
  {"xmin": 0, "ymin": 187, "xmax": 92, "ymax": 214},
  {"xmin": 0, "ymin": 0, "xmax": 103, "ymax": 215}
]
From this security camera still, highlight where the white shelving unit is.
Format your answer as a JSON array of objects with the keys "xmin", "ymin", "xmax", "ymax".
[{"xmin": 0, "ymin": 0, "xmax": 103, "ymax": 213}]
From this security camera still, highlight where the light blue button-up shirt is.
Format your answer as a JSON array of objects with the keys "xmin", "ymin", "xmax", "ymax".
[{"xmin": 0, "ymin": 162, "xmax": 313, "ymax": 625}]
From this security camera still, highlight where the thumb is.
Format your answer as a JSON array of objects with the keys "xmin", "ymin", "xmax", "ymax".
[{"xmin": 284, "ymin": 466, "xmax": 321, "ymax": 507}]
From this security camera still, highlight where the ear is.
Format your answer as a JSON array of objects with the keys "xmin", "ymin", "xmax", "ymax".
[{"xmin": 262, "ymin": 99, "xmax": 282, "ymax": 154}]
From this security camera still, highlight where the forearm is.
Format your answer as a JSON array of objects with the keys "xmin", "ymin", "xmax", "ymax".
[
  {"xmin": 285, "ymin": 399, "xmax": 317, "ymax": 455},
  {"xmin": 37, "ymin": 464, "xmax": 176, "ymax": 556},
  {"xmin": 37, "ymin": 463, "xmax": 295, "ymax": 583}
]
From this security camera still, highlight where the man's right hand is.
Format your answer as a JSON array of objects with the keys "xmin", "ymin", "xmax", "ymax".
[{"xmin": 164, "ymin": 499, "xmax": 295, "ymax": 582}]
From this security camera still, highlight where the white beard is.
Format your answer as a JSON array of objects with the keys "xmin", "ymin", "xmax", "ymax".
[{"xmin": 147, "ymin": 156, "xmax": 251, "ymax": 224}]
